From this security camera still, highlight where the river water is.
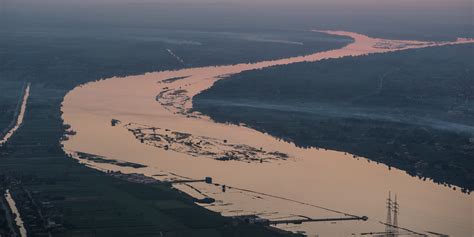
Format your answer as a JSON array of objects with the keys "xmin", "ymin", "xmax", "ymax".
[
  {"xmin": 61, "ymin": 31, "xmax": 473, "ymax": 236},
  {"xmin": 5, "ymin": 189, "xmax": 28, "ymax": 237},
  {"xmin": 0, "ymin": 83, "xmax": 30, "ymax": 146}
]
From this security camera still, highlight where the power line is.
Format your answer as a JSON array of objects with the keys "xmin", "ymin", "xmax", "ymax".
[{"xmin": 213, "ymin": 182, "xmax": 363, "ymax": 218}]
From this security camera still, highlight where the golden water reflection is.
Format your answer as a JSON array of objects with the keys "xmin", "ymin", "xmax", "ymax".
[{"xmin": 61, "ymin": 31, "xmax": 474, "ymax": 236}]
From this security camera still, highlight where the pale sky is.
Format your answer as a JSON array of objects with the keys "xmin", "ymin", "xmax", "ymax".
[
  {"xmin": 1, "ymin": 0, "xmax": 472, "ymax": 40},
  {"xmin": 3, "ymin": 0, "xmax": 472, "ymax": 7}
]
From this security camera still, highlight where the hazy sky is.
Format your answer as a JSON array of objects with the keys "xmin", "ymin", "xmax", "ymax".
[
  {"xmin": 3, "ymin": 0, "xmax": 472, "ymax": 9},
  {"xmin": 1, "ymin": 0, "xmax": 472, "ymax": 40}
]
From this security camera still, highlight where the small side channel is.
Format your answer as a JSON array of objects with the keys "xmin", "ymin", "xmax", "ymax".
[{"xmin": 4, "ymin": 189, "xmax": 27, "ymax": 237}]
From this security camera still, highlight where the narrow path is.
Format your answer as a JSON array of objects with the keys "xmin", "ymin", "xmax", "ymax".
[{"xmin": 0, "ymin": 83, "xmax": 30, "ymax": 146}]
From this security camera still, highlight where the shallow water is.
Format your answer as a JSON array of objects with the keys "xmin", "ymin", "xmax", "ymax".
[{"xmin": 61, "ymin": 31, "xmax": 474, "ymax": 236}]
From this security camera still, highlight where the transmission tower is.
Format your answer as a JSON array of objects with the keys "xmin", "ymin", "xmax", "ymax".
[
  {"xmin": 386, "ymin": 191, "xmax": 392, "ymax": 236},
  {"xmin": 393, "ymin": 194, "xmax": 399, "ymax": 236}
]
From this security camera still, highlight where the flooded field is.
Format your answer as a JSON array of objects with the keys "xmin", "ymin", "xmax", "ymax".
[{"xmin": 61, "ymin": 31, "xmax": 474, "ymax": 236}]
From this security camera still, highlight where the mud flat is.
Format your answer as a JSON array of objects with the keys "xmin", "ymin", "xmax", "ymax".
[{"xmin": 61, "ymin": 31, "xmax": 474, "ymax": 236}]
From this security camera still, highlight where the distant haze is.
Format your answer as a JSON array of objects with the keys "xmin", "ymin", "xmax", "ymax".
[
  {"xmin": 3, "ymin": 0, "xmax": 472, "ymax": 8},
  {"xmin": 1, "ymin": 0, "xmax": 473, "ymax": 40}
]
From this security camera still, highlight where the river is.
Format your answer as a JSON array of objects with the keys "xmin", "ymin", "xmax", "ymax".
[
  {"xmin": 61, "ymin": 31, "xmax": 474, "ymax": 236},
  {"xmin": 0, "ymin": 83, "xmax": 31, "ymax": 146},
  {"xmin": 5, "ymin": 189, "xmax": 28, "ymax": 237}
]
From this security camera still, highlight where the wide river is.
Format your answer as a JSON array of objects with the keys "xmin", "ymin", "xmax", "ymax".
[{"xmin": 61, "ymin": 31, "xmax": 473, "ymax": 236}]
